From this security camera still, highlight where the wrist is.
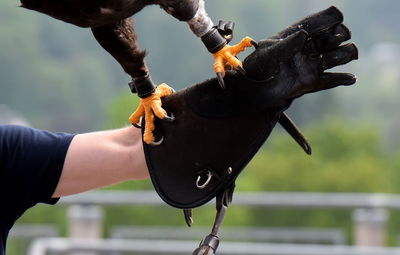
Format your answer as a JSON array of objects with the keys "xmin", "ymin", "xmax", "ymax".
[{"xmin": 120, "ymin": 126, "xmax": 149, "ymax": 180}]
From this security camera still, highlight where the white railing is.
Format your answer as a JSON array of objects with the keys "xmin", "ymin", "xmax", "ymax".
[
  {"xmin": 24, "ymin": 191, "xmax": 400, "ymax": 255},
  {"xmin": 28, "ymin": 238, "xmax": 400, "ymax": 255},
  {"xmin": 59, "ymin": 191, "xmax": 400, "ymax": 209},
  {"xmin": 110, "ymin": 226, "xmax": 346, "ymax": 245}
]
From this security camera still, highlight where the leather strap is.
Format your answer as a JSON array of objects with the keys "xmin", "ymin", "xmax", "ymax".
[
  {"xmin": 192, "ymin": 188, "xmax": 232, "ymax": 255},
  {"xmin": 128, "ymin": 74, "xmax": 156, "ymax": 98},
  {"xmin": 201, "ymin": 20, "xmax": 236, "ymax": 53},
  {"xmin": 201, "ymin": 28, "xmax": 227, "ymax": 53}
]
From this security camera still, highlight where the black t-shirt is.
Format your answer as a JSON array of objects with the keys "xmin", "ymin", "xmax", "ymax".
[{"xmin": 0, "ymin": 125, "xmax": 75, "ymax": 255}]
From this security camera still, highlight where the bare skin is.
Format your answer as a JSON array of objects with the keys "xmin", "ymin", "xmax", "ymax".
[{"xmin": 52, "ymin": 126, "xmax": 148, "ymax": 198}]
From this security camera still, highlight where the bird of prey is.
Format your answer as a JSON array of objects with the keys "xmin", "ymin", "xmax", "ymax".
[{"xmin": 20, "ymin": 0, "xmax": 257, "ymax": 144}]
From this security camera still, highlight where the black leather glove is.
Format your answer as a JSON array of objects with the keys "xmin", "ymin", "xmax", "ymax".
[
  {"xmin": 186, "ymin": 6, "xmax": 358, "ymax": 118},
  {"xmin": 244, "ymin": 5, "xmax": 358, "ymax": 104},
  {"xmin": 142, "ymin": 6, "xmax": 358, "ymax": 209}
]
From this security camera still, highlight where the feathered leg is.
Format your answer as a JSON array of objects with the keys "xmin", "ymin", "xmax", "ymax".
[
  {"xmin": 91, "ymin": 18, "xmax": 148, "ymax": 79},
  {"xmin": 92, "ymin": 18, "xmax": 173, "ymax": 144}
]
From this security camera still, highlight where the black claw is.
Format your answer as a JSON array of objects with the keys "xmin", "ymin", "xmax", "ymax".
[
  {"xmin": 163, "ymin": 112, "xmax": 175, "ymax": 122},
  {"xmin": 251, "ymin": 39, "xmax": 259, "ymax": 49},
  {"xmin": 216, "ymin": 72, "xmax": 226, "ymax": 89},
  {"xmin": 150, "ymin": 136, "xmax": 164, "ymax": 146},
  {"xmin": 131, "ymin": 117, "xmax": 142, "ymax": 128},
  {"xmin": 236, "ymin": 65, "xmax": 246, "ymax": 75}
]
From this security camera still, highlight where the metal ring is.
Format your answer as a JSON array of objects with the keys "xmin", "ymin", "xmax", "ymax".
[{"xmin": 196, "ymin": 170, "xmax": 213, "ymax": 189}]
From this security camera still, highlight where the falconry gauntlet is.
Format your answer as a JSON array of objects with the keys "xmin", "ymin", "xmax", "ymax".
[{"xmin": 142, "ymin": 6, "xmax": 358, "ymax": 209}]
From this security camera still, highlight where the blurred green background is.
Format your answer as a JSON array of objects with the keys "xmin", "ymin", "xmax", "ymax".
[{"xmin": 2, "ymin": 0, "xmax": 400, "ymax": 254}]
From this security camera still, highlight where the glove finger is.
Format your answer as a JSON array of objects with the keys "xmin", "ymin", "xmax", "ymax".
[
  {"xmin": 314, "ymin": 24, "xmax": 351, "ymax": 52},
  {"xmin": 276, "ymin": 30, "xmax": 309, "ymax": 59},
  {"xmin": 321, "ymin": 43, "xmax": 358, "ymax": 70},
  {"xmin": 271, "ymin": 6, "xmax": 343, "ymax": 40},
  {"xmin": 308, "ymin": 72, "xmax": 357, "ymax": 94}
]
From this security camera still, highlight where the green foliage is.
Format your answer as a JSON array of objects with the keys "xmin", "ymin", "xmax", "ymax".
[
  {"xmin": 3, "ymin": 0, "xmax": 400, "ymax": 252},
  {"xmin": 237, "ymin": 118, "xmax": 390, "ymax": 193},
  {"xmin": 0, "ymin": 1, "xmax": 126, "ymax": 132},
  {"xmin": 104, "ymin": 90, "xmax": 140, "ymax": 129},
  {"xmin": 232, "ymin": 118, "xmax": 397, "ymax": 245}
]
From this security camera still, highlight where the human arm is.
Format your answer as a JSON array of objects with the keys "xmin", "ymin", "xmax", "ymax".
[{"xmin": 52, "ymin": 126, "xmax": 148, "ymax": 198}]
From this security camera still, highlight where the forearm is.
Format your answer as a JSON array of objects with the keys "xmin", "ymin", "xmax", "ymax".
[{"xmin": 52, "ymin": 126, "xmax": 148, "ymax": 197}]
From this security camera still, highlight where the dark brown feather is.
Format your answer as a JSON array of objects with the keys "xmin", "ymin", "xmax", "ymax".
[
  {"xmin": 20, "ymin": 0, "xmax": 198, "ymax": 27},
  {"xmin": 91, "ymin": 18, "xmax": 148, "ymax": 78}
]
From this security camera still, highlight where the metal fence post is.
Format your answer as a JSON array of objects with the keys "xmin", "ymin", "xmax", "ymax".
[
  {"xmin": 352, "ymin": 208, "xmax": 388, "ymax": 246},
  {"xmin": 67, "ymin": 205, "xmax": 104, "ymax": 255}
]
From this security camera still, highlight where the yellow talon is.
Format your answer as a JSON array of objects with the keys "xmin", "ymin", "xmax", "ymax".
[
  {"xmin": 212, "ymin": 36, "xmax": 256, "ymax": 77},
  {"xmin": 129, "ymin": 83, "xmax": 174, "ymax": 144}
]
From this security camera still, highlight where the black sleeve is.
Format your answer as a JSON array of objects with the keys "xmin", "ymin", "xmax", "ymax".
[{"xmin": 0, "ymin": 125, "xmax": 75, "ymax": 230}]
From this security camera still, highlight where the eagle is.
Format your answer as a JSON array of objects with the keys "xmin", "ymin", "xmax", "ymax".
[{"xmin": 20, "ymin": 0, "xmax": 256, "ymax": 144}]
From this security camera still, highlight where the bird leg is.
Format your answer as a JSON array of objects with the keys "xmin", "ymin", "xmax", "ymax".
[
  {"xmin": 91, "ymin": 18, "xmax": 148, "ymax": 78},
  {"xmin": 91, "ymin": 18, "xmax": 173, "ymax": 144},
  {"xmin": 201, "ymin": 22, "xmax": 258, "ymax": 89}
]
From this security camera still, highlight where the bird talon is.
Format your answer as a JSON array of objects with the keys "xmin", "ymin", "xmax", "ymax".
[
  {"xmin": 132, "ymin": 122, "xmax": 141, "ymax": 129},
  {"xmin": 236, "ymin": 65, "xmax": 246, "ymax": 75},
  {"xmin": 251, "ymin": 39, "xmax": 259, "ymax": 48},
  {"xmin": 150, "ymin": 136, "xmax": 164, "ymax": 146},
  {"xmin": 129, "ymin": 83, "xmax": 174, "ymax": 144},
  {"xmin": 131, "ymin": 116, "xmax": 143, "ymax": 128},
  {"xmin": 212, "ymin": 36, "xmax": 256, "ymax": 87},
  {"xmin": 163, "ymin": 112, "xmax": 175, "ymax": 122},
  {"xmin": 216, "ymin": 72, "xmax": 226, "ymax": 89}
]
